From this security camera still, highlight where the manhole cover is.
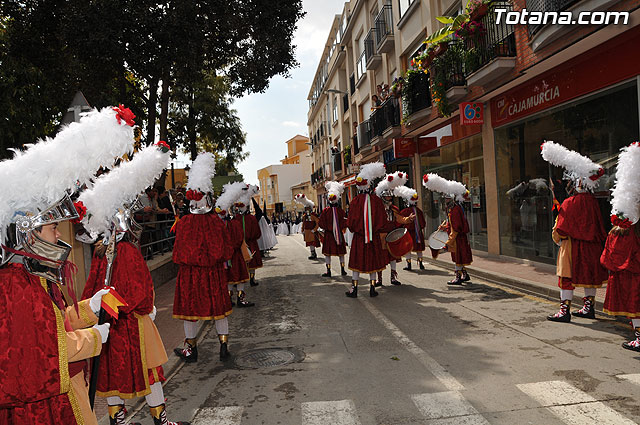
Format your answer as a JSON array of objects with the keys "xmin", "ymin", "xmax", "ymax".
[{"xmin": 234, "ymin": 348, "xmax": 304, "ymax": 369}]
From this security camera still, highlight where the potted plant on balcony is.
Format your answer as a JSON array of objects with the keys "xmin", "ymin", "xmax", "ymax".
[
  {"xmin": 401, "ymin": 69, "xmax": 423, "ymax": 124},
  {"xmin": 343, "ymin": 145, "xmax": 351, "ymax": 166},
  {"xmin": 455, "ymin": 19, "xmax": 486, "ymax": 49},
  {"xmin": 466, "ymin": 0, "xmax": 493, "ymax": 21},
  {"xmin": 429, "ymin": 58, "xmax": 450, "ymax": 117}
]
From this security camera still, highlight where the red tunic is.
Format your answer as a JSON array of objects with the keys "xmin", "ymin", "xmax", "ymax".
[
  {"xmin": 555, "ymin": 192, "xmax": 608, "ymax": 288},
  {"xmin": 447, "ymin": 204, "xmax": 473, "ymax": 266},
  {"xmin": 172, "ymin": 214, "xmax": 234, "ymax": 319},
  {"xmin": 225, "ymin": 218, "xmax": 250, "ymax": 284},
  {"xmin": 0, "ymin": 264, "xmax": 80, "ymax": 425},
  {"xmin": 602, "ymin": 226, "xmax": 640, "ymax": 317},
  {"xmin": 237, "ymin": 214, "xmax": 263, "ymax": 270},
  {"xmin": 401, "ymin": 205, "xmax": 426, "ymax": 252},
  {"xmin": 319, "ymin": 205, "xmax": 347, "ymax": 256},
  {"xmin": 347, "ymin": 193, "xmax": 387, "ymax": 273},
  {"xmin": 303, "ymin": 213, "xmax": 321, "ymax": 247},
  {"xmin": 81, "ymin": 242, "xmax": 158, "ymax": 398}
]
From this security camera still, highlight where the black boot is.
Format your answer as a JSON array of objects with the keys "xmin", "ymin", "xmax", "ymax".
[
  {"xmin": 461, "ymin": 269, "xmax": 471, "ymax": 282},
  {"xmin": 447, "ymin": 271, "xmax": 463, "ymax": 286},
  {"xmin": 250, "ymin": 275, "xmax": 259, "ymax": 287},
  {"xmin": 370, "ymin": 280, "xmax": 379, "ymax": 297},
  {"xmin": 374, "ymin": 271, "xmax": 383, "ymax": 287},
  {"xmin": 390, "ymin": 270, "xmax": 401, "ymax": 285},
  {"xmin": 308, "ymin": 251, "xmax": 317, "ymax": 260},
  {"xmin": 219, "ymin": 335, "xmax": 230, "ymax": 361},
  {"xmin": 622, "ymin": 328, "xmax": 640, "ymax": 352},
  {"xmin": 547, "ymin": 300, "xmax": 572, "ymax": 323},
  {"xmin": 109, "ymin": 404, "xmax": 141, "ymax": 425},
  {"xmin": 322, "ymin": 265, "xmax": 331, "ymax": 277},
  {"xmin": 174, "ymin": 338, "xmax": 198, "ymax": 363},
  {"xmin": 150, "ymin": 404, "xmax": 191, "ymax": 425},
  {"xmin": 572, "ymin": 296, "xmax": 595, "ymax": 319},
  {"xmin": 346, "ymin": 280, "xmax": 358, "ymax": 298},
  {"xmin": 419, "ymin": 259, "xmax": 425, "ymax": 270},
  {"xmin": 403, "ymin": 261, "xmax": 412, "ymax": 271},
  {"xmin": 341, "ymin": 264, "xmax": 347, "ymax": 276},
  {"xmin": 237, "ymin": 290, "xmax": 255, "ymax": 308},
  {"xmin": 229, "ymin": 290, "xmax": 235, "ymax": 307}
]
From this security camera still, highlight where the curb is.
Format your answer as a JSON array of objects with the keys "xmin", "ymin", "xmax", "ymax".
[
  {"xmin": 421, "ymin": 257, "xmax": 610, "ymax": 317},
  {"xmin": 97, "ymin": 320, "xmax": 213, "ymax": 425}
]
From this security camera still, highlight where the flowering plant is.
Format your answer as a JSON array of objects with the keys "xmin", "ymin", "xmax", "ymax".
[
  {"xmin": 455, "ymin": 20, "xmax": 486, "ymax": 40},
  {"xmin": 465, "ymin": 0, "xmax": 492, "ymax": 17}
]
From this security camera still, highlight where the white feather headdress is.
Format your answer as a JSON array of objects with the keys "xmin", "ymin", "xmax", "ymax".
[
  {"xmin": 0, "ymin": 106, "xmax": 136, "ymax": 241},
  {"xmin": 375, "ymin": 172, "xmax": 407, "ymax": 197},
  {"xmin": 610, "ymin": 142, "xmax": 640, "ymax": 226},
  {"xmin": 540, "ymin": 141, "xmax": 604, "ymax": 190},
  {"xmin": 216, "ymin": 181, "xmax": 245, "ymax": 214},
  {"xmin": 294, "ymin": 193, "xmax": 315, "ymax": 208},
  {"xmin": 394, "ymin": 185, "xmax": 418, "ymax": 205},
  {"xmin": 325, "ymin": 181, "xmax": 345, "ymax": 201},
  {"xmin": 187, "ymin": 152, "xmax": 216, "ymax": 193},
  {"xmin": 237, "ymin": 184, "xmax": 259, "ymax": 208},
  {"xmin": 355, "ymin": 162, "xmax": 386, "ymax": 189},
  {"xmin": 422, "ymin": 173, "xmax": 468, "ymax": 202},
  {"xmin": 78, "ymin": 143, "xmax": 170, "ymax": 237}
]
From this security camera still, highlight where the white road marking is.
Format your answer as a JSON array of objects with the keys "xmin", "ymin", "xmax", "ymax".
[
  {"xmin": 192, "ymin": 406, "xmax": 244, "ymax": 425},
  {"xmin": 301, "ymin": 400, "xmax": 361, "ymax": 425},
  {"xmin": 517, "ymin": 381, "xmax": 635, "ymax": 425},
  {"xmin": 617, "ymin": 373, "xmax": 640, "ymax": 386},
  {"xmin": 412, "ymin": 391, "xmax": 490, "ymax": 424},
  {"xmin": 359, "ymin": 297, "xmax": 465, "ymax": 391}
]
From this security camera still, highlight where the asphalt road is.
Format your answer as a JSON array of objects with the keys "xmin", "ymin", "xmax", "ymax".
[{"xmin": 131, "ymin": 234, "xmax": 640, "ymax": 425}]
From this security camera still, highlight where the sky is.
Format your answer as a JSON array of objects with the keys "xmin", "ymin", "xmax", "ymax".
[{"xmin": 231, "ymin": 0, "xmax": 347, "ymax": 184}]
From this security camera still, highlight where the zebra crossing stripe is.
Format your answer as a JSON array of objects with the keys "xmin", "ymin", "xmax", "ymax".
[
  {"xmin": 411, "ymin": 392, "xmax": 490, "ymax": 424},
  {"xmin": 192, "ymin": 406, "xmax": 244, "ymax": 425},
  {"xmin": 617, "ymin": 373, "xmax": 640, "ymax": 386},
  {"xmin": 301, "ymin": 400, "xmax": 362, "ymax": 425},
  {"xmin": 517, "ymin": 381, "xmax": 635, "ymax": 425}
]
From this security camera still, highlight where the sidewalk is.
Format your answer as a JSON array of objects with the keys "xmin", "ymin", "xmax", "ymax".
[{"xmin": 422, "ymin": 250, "xmax": 609, "ymax": 313}]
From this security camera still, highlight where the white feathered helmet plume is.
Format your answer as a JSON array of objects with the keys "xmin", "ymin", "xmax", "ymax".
[
  {"xmin": 78, "ymin": 141, "xmax": 171, "ymax": 238},
  {"xmin": 294, "ymin": 193, "xmax": 315, "ymax": 209},
  {"xmin": 0, "ymin": 106, "xmax": 137, "ymax": 245},
  {"xmin": 236, "ymin": 184, "xmax": 259, "ymax": 212},
  {"xmin": 376, "ymin": 171, "xmax": 408, "ymax": 197},
  {"xmin": 325, "ymin": 181, "xmax": 345, "ymax": 203},
  {"xmin": 394, "ymin": 185, "xmax": 419, "ymax": 205},
  {"xmin": 216, "ymin": 181, "xmax": 245, "ymax": 216},
  {"xmin": 540, "ymin": 141, "xmax": 605, "ymax": 191},
  {"xmin": 422, "ymin": 173, "xmax": 469, "ymax": 202},
  {"xmin": 186, "ymin": 152, "xmax": 216, "ymax": 214},
  {"xmin": 610, "ymin": 142, "xmax": 640, "ymax": 228},
  {"xmin": 355, "ymin": 162, "xmax": 386, "ymax": 190}
]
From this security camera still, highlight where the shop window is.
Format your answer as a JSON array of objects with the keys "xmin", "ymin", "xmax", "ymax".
[
  {"xmin": 421, "ymin": 134, "xmax": 487, "ymax": 252},
  {"xmin": 494, "ymin": 81, "xmax": 639, "ymax": 264}
]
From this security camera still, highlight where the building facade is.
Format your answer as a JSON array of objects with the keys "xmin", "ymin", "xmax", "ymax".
[{"xmin": 307, "ymin": 0, "xmax": 640, "ymax": 265}]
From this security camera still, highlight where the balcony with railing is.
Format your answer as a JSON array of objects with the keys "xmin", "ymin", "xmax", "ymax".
[
  {"xmin": 311, "ymin": 167, "xmax": 325, "ymax": 186},
  {"xmin": 357, "ymin": 120, "xmax": 372, "ymax": 152},
  {"xmin": 333, "ymin": 151, "xmax": 343, "ymax": 174},
  {"xmin": 402, "ymin": 71, "xmax": 432, "ymax": 122},
  {"xmin": 375, "ymin": 3, "xmax": 394, "ymax": 53},
  {"xmin": 463, "ymin": 1, "xmax": 517, "ymax": 87},
  {"xmin": 430, "ymin": 40, "xmax": 467, "ymax": 103},
  {"xmin": 364, "ymin": 29, "xmax": 381, "ymax": 70},
  {"xmin": 526, "ymin": 0, "xmax": 579, "ymax": 35},
  {"xmin": 370, "ymin": 97, "xmax": 401, "ymax": 142}
]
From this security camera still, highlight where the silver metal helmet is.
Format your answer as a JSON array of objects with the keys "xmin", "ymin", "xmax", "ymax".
[
  {"xmin": 11, "ymin": 193, "xmax": 79, "ymax": 284},
  {"xmin": 112, "ymin": 197, "xmax": 144, "ymax": 247},
  {"xmin": 190, "ymin": 193, "xmax": 214, "ymax": 215}
]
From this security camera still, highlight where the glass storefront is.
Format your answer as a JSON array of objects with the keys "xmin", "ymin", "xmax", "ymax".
[
  {"xmin": 420, "ymin": 134, "xmax": 487, "ymax": 251},
  {"xmin": 494, "ymin": 80, "xmax": 639, "ymax": 264}
]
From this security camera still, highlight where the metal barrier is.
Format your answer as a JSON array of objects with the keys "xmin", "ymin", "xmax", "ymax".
[{"xmin": 137, "ymin": 213, "xmax": 176, "ymax": 260}]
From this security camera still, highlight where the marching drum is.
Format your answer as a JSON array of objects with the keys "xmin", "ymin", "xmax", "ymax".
[
  {"xmin": 428, "ymin": 230, "xmax": 449, "ymax": 251},
  {"xmin": 385, "ymin": 228, "xmax": 413, "ymax": 258}
]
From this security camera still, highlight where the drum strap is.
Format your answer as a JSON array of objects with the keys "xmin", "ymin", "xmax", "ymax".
[
  {"xmin": 413, "ymin": 206, "xmax": 421, "ymax": 242},
  {"xmin": 364, "ymin": 194, "xmax": 373, "ymax": 243},
  {"xmin": 332, "ymin": 207, "xmax": 342, "ymax": 244}
]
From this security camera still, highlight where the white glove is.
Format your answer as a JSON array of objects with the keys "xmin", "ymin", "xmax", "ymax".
[
  {"xmin": 89, "ymin": 288, "xmax": 111, "ymax": 314},
  {"xmin": 92, "ymin": 322, "xmax": 111, "ymax": 344},
  {"xmin": 149, "ymin": 306, "xmax": 157, "ymax": 321}
]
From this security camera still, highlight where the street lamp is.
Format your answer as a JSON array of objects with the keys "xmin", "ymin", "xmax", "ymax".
[{"xmin": 324, "ymin": 88, "xmax": 348, "ymax": 95}]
